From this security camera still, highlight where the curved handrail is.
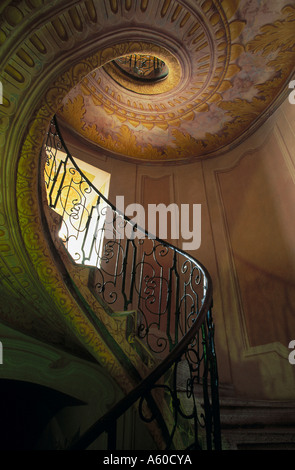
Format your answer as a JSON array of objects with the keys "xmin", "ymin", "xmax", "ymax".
[
  {"xmin": 42, "ymin": 116, "xmax": 221, "ymax": 450},
  {"xmin": 67, "ymin": 287, "xmax": 213, "ymax": 450}
]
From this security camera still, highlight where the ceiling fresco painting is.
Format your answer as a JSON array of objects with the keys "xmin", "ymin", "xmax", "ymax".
[{"xmin": 58, "ymin": 0, "xmax": 295, "ymax": 163}]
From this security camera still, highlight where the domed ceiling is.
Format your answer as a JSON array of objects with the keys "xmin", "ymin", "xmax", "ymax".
[{"xmin": 57, "ymin": 0, "xmax": 295, "ymax": 163}]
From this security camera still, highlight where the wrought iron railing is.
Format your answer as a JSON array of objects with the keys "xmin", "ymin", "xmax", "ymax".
[{"xmin": 41, "ymin": 116, "xmax": 221, "ymax": 450}]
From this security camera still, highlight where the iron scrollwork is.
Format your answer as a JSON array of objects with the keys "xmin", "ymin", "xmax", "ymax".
[{"xmin": 42, "ymin": 116, "xmax": 221, "ymax": 450}]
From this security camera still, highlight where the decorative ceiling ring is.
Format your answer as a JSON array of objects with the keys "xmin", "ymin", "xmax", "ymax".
[
  {"xmin": 102, "ymin": 52, "xmax": 180, "ymax": 96},
  {"xmin": 57, "ymin": 2, "xmax": 237, "ymax": 161},
  {"xmin": 8, "ymin": 0, "xmax": 291, "ymax": 167},
  {"xmin": 75, "ymin": 16, "xmax": 225, "ymax": 108},
  {"xmin": 100, "ymin": 42, "xmax": 183, "ymax": 96},
  {"xmin": 96, "ymin": 33, "xmax": 196, "ymax": 98}
]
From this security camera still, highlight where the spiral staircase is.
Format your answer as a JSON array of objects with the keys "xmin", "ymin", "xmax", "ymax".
[{"xmin": 41, "ymin": 116, "xmax": 221, "ymax": 450}]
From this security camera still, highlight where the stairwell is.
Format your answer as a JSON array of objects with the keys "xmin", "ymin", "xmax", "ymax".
[{"xmin": 39, "ymin": 116, "xmax": 222, "ymax": 450}]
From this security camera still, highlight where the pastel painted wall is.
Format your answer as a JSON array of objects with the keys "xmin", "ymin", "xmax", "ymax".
[{"xmin": 202, "ymin": 98, "xmax": 295, "ymax": 400}]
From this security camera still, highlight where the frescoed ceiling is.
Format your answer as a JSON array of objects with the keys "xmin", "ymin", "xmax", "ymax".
[{"xmin": 58, "ymin": 0, "xmax": 295, "ymax": 163}]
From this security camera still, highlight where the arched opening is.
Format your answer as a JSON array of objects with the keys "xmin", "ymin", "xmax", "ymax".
[{"xmin": 0, "ymin": 379, "xmax": 84, "ymax": 450}]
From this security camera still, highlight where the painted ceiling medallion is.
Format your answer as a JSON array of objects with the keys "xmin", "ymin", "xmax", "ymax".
[{"xmin": 58, "ymin": 0, "xmax": 295, "ymax": 162}]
